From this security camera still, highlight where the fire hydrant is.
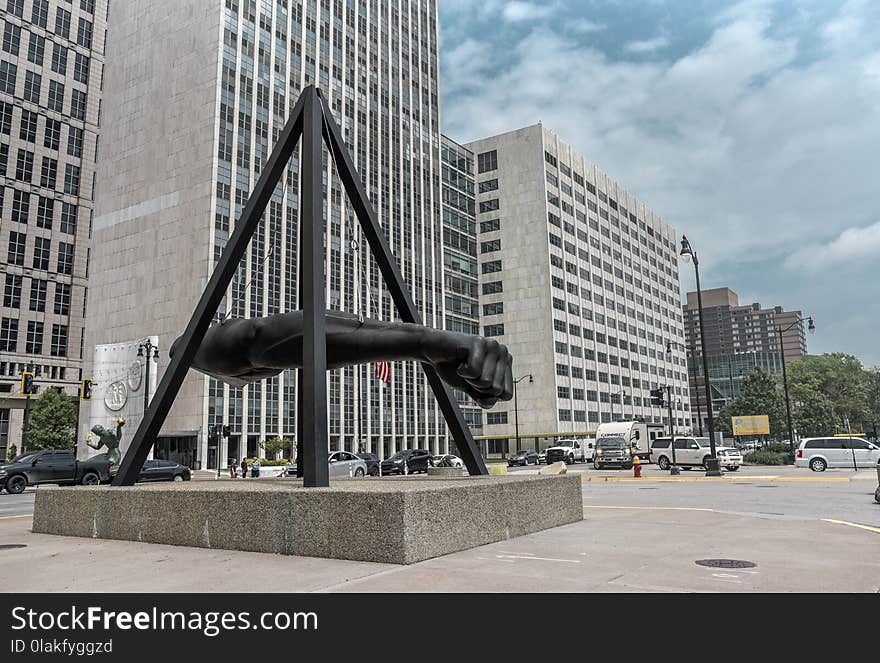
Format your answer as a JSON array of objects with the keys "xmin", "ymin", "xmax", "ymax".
[{"xmin": 632, "ymin": 455, "xmax": 642, "ymax": 478}]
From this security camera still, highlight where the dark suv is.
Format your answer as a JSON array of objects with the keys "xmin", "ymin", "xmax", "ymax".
[
  {"xmin": 592, "ymin": 436, "xmax": 634, "ymax": 470},
  {"xmin": 0, "ymin": 449, "xmax": 113, "ymax": 494},
  {"xmin": 356, "ymin": 452, "xmax": 380, "ymax": 476},
  {"xmin": 380, "ymin": 449, "xmax": 432, "ymax": 475}
]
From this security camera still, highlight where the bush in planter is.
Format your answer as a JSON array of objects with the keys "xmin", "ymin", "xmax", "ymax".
[
  {"xmin": 744, "ymin": 450, "xmax": 791, "ymax": 465},
  {"xmin": 435, "ymin": 455, "xmax": 454, "ymax": 468}
]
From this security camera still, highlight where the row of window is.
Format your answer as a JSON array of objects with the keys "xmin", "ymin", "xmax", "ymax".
[
  {"xmin": 2, "ymin": 273, "xmax": 72, "ymax": 314},
  {"xmin": 1, "ymin": 102, "xmax": 86, "ymax": 155},
  {"xmin": 2, "ymin": 19, "xmax": 92, "ymax": 83},
  {"xmin": 3, "ymin": 0, "xmax": 94, "ymax": 43},
  {"xmin": 6, "ymin": 231, "xmax": 75, "ymax": 273},
  {"xmin": 0, "ymin": 148, "xmax": 81, "ymax": 192},
  {"xmin": 0, "ymin": 60, "xmax": 88, "ymax": 120},
  {"xmin": 0, "ymin": 187, "xmax": 78, "ymax": 232},
  {"xmin": 0, "ymin": 317, "xmax": 68, "ymax": 356}
]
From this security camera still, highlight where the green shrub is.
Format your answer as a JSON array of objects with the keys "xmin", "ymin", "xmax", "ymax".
[
  {"xmin": 435, "ymin": 455, "xmax": 454, "ymax": 468},
  {"xmin": 763, "ymin": 442, "xmax": 793, "ymax": 454},
  {"xmin": 744, "ymin": 450, "xmax": 791, "ymax": 465}
]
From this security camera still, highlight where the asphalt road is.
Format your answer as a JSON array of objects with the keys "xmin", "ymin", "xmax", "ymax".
[{"xmin": 0, "ymin": 491, "xmax": 35, "ymax": 518}]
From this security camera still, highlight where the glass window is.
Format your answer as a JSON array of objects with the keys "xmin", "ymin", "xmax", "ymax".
[
  {"xmin": 25, "ymin": 320, "xmax": 43, "ymax": 354},
  {"xmin": 7, "ymin": 231, "xmax": 26, "ymax": 265}
]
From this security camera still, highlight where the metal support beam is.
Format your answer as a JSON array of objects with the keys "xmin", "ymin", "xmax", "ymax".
[
  {"xmin": 299, "ymin": 88, "xmax": 329, "ymax": 487},
  {"xmin": 317, "ymin": 92, "xmax": 488, "ymax": 476},
  {"xmin": 113, "ymin": 92, "xmax": 308, "ymax": 486}
]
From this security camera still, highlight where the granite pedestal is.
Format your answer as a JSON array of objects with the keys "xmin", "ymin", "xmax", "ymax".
[{"xmin": 32, "ymin": 475, "xmax": 582, "ymax": 564}]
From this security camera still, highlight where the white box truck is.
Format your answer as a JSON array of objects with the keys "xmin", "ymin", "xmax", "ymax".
[{"xmin": 594, "ymin": 420, "xmax": 666, "ymax": 462}]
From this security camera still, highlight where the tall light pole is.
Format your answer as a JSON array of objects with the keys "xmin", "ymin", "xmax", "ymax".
[
  {"xmin": 513, "ymin": 374, "xmax": 533, "ymax": 453},
  {"xmin": 137, "ymin": 339, "xmax": 159, "ymax": 419},
  {"xmin": 777, "ymin": 316, "xmax": 815, "ymax": 452},
  {"xmin": 679, "ymin": 235, "xmax": 721, "ymax": 476}
]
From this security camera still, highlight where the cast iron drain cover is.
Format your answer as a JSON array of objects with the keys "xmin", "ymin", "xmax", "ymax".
[
  {"xmin": 755, "ymin": 485, "xmax": 778, "ymax": 488},
  {"xmin": 0, "ymin": 544, "xmax": 27, "ymax": 551},
  {"xmin": 695, "ymin": 559, "xmax": 756, "ymax": 569}
]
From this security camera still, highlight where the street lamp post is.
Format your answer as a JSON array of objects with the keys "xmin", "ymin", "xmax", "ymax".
[
  {"xmin": 513, "ymin": 374, "xmax": 533, "ymax": 454},
  {"xmin": 137, "ymin": 339, "xmax": 159, "ymax": 419},
  {"xmin": 776, "ymin": 316, "xmax": 815, "ymax": 452},
  {"xmin": 679, "ymin": 235, "xmax": 721, "ymax": 476}
]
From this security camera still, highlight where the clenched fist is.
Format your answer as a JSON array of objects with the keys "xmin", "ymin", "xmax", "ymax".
[{"xmin": 421, "ymin": 329, "xmax": 514, "ymax": 409}]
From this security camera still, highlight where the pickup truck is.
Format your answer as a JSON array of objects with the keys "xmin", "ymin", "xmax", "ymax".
[
  {"xmin": 0, "ymin": 449, "xmax": 113, "ymax": 494},
  {"xmin": 545, "ymin": 439, "xmax": 593, "ymax": 465}
]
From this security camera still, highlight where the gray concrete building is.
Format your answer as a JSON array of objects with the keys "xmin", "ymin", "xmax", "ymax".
[
  {"xmin": 81, "ymin": 0, "xmax": 449, "ymax": 469},
  {"xmin": 465, "ymin": 124, "xmax": 691, "ymax": 452},
  {"xmin": 0, "ymin": 0, "xmax": 106, "ymax": 459}
]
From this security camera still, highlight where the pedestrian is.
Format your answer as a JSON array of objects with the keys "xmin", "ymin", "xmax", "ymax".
[
  {"xmin": 240, "ymin": 457, "xmax": 248, "ymax": 479},
  {"xmin": 229, "ymin": 458, "xmax": 237, "ymax": 479},
  {"xmin": 251, "ymin": 458, "xmax": 261, "ymax": 478}
]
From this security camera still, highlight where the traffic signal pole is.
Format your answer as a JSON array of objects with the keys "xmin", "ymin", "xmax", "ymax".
[{"xmin": 22, "ymin": 392, "xmax": 32, "ymax": 454}]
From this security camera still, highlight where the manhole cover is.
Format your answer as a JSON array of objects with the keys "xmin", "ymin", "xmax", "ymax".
[
  {"xmin": 695, "ymin": 559, "xmax": 756, "ymax": 569},
  {"xmin": 755, "ymin": 485, "xmax": 778, "ymax": 488},
  {"xmin": 0, "ymin": 544, "xmax": 27, "ymax": 551}
]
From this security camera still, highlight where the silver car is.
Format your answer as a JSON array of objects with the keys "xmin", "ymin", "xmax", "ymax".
[{"xmin": 328, "ymin": 451, "xmax": 368, "ymax": 477}]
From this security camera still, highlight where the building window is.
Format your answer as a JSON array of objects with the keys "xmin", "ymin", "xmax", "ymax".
[
  {"xmin": 25, "ymin": 320, "xmax": 43, "ymax": 354},
  {"xmin": 44, "ymin": 117, "xmax": 61, "ymax": 149},
  {"xmin": 29, "ymin": 278, "xmax": 47, "ymax": 311},
  {"xmin": 36, "ymin": 196, "xmax": 53, "ymax": 229},
  {"xmin": 19, "ymin": 109, "xmax": 37, "ymax": 142},
  {"xmin": 76, "ymin": 18, "xmax": 92, "ymax": 49},
  {"xmin": 0, "ymin": 100, "xmax": 12, "ymax": 134},
  {"xmin": 479, "ymin": 218, "xmax": 500, "ymax": 233},
  {"xmin": 11, "ymin": 189, "xmax": 30, "ymax": 223},
  {"xmin": 2, "ymin": 21, "xmax": 20, "ymax": 55},
  {"xmin": 480, "ymin": 239, "xmax": 501, "ymax": 254},
  {"xmin": 556, "ymin": 363, "xmax": 569, "ymax": 377},
  {"xmin": 477, "ymin": 150, "xmax": 497, "ymax": 174},
  {"xmin": 483, "ymin": 302, "xmax": 504, "ymax": 316},
  {"xmin": 50, "ymin": 324, "xmax": 67, "ymax": 357},
  {"xmin": 27, "ymin": 32, "xmax": 44, "ymax": 65},
  {"xmin": 0, "ymin": 318, "xmax": 19, "ymax": 351},
  {"xmin": 57, "ymin": 241, "xmax": 74, "ymax": 274},
  {"xmin": 3, "ymin": 274, "xmax": 22, "ymax": 308},
  {"xmin": 478, "ymin": 178, "xmax": 498, "ymax": 193},
  {"xmin": 67, "ymin": 126, "xmax": 83, "ymax": 157},
  {"xmin": 60, "ymin": 202, "xmax": 77, "ymax": 234},
  {"xmin": 50, "ymin": 42, "xmax": 67, "ymax": 75},
  {"xmin": 486, "ymin": 411, "xmax": 508, "ymax": 425},
  {"xmin": 63, "ymin": 163, "xmax": 80, "ymax": 195},
  {"xmin": 484, "ymin": 324, "xmax": 505, "ymax": 337},
  {"xmin": 55, "ymin": 7, "xmax": 72, "ymax": 39},
  {"xmin": 32, "ymin": 236, "xmax": 50, "ymax": 270},
  {"xmin": 479, "ymin": 198, "xmax": 499, "ymax": 214},
  {"xmin": 558, "ymin": 409, "xmax": 571, "ymax": 421},
  {"xmin": 481, "ymin": 260, "xmax": 502, "ymax": 274},
  {"xmin": 482, "ymin": 281, "xmax": 503, "ymax": 295},
  {"xmin": 15, "ymin": 148, "xmax": 34, "ymax": 181},
  {"xmin": 53, "ymin": 282, "xmax": 71, "ymax": 315},
  {"xmin": 70, "ymin": 89, "xmax": 87, "ymax": 120},
  {"xmin": 32, "ymin": 0, "xmax": 49, "ymax": 28},
  {"xmin": 23, "ymin": 70, "xmax": 41, "ymax": 103},
  {"xmin": 47, "ymin": 80, "xmax": 64, "ymax": 112},
  {"xmin": 0, "ymin": 59, "xmax": 17, "ymax": 94},
  {"xmin": 73, "ymin": 52, "xmax": 89, "ymax": 84},
  {"xmin": 40, "ymin": 156, "xmax": 57, "ymax": 189},
  {"xmin": 7, "ymin": 231, "xmax": 26, "ymax": 265},
  {"xmin": 6, "ymin": 0, "xmax": 24, "ymax": 17}
]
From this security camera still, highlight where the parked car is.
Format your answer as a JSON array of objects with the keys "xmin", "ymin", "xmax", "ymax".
[
  {"xmin": 380, "ymin": 449, "xmax": 432, "ymax": 475},
  {"xmin": 537, "ymin": 450, "xmax": 547, "ymax": 464},
  {"xmin": 795, "ymin": 437, "xmax": 880, "ymax": 472},
  {"xmin": 283, "ymin": 451, "xmax": 369, "ymax": 478},
  {"xmin": 138, "ymin": 459, "xmax": 191, "ymax": 482},
  {"xmin": 432, "ymin": 454, "xmax": 464, "ymax": 468},
  {"xmin": 0, "ymin": 449, "xmax": 113, "ymax": 494},
  {"xmin": 508, "ymin": 449, "xmax": 539, "ymax": 466},
  {"xmin": 592, "ymin": 436, "xmax": 633, "ymax": 470},
  {"xmin": 356, "ymin": 452, "xmax": 381, "ymax": 476},
  {"xmin": 650, "ymin": 437, "xmax": 742, "ymax": 471}
]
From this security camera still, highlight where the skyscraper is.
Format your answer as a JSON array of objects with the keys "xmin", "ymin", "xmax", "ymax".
[
  {"xmin": 0, "ymin": 0, "xmax": 106, "ymax": 458},
  {"xmin": 81, "ymin": 0, "xmax": 446, "ymax": 469},
  {"xmin": 465, "ymin": 124, "xmax": 691, "ymax": 452}
]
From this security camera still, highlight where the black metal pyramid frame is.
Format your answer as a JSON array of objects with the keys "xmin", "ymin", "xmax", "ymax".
[{"xmin": 112, "ymin": 86, "xmax": 488, "ymax": 488}]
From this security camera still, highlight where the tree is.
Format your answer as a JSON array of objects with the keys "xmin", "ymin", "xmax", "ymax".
[
  {"xmin": 26, "ymin": 389, "xmax": 77, "ymax": 450},
  {"xmin": 786, "ymin": 353, "xmax": 870, "ymax": 432},
  {"xmin": 7, "ymin": 444, "xmax": 17, "ymax": 461},
  {"xmin": 262, "ymin": 436, "xmax": 294, "ymax": 460},
  {"xmin": 716, "ymin": 367, "xmax": 786, "ymax": 437}
]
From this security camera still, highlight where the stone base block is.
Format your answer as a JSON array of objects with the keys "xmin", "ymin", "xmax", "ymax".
[{"xmin": 32, "ymin": 475, "xmax": 582, "ymax": 564}]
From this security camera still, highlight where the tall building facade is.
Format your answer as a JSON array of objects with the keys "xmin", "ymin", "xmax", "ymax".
[
  {"xmin": 683, "ymin": 287, "xmax": 807, "ymax": 430},
  {"xmin": 82, "ymin": 0, "xmax": 449, "ymax": 469},
  {"xmin": 464, "ymin": 124, "xmax": 690, "ymax": 452},
  {"xmin": 440, "ymin": 134, "xmax": 481, "ymax": 436},
  {"xmin": 0, "ymin": 0, "xmax": 106, "ymax": 458}
]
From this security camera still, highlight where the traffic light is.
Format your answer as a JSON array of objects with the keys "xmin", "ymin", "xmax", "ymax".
[
  {"xmin": 650, "ymin": 387, "xmax": 665, "ymax": 407},
  {"xmin": 81, "ymin": 378, "xmax": 93, "ymax": 400},
  {"xmin": 20, "ymin": 371, "xmax": 35, "ymax": 395}
]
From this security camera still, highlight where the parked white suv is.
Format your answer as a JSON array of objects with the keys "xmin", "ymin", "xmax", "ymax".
[
  {"xmin": 650, "ymin": 437, "xmax": 742, "ymax": 471},
  {"xmin": 795, "ymin": 437, "xmax": 880, "ymax": 472}
]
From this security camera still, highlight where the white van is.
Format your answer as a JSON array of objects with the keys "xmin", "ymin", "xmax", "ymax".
[
  {"xmin": 795, "ymin": 437, "xmax": 880, "ymax": 471},
  {"xmin": 595, "ymin": 420, "xmax": 665, "ymax": 461}
]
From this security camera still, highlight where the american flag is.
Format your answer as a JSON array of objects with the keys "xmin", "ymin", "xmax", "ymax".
[{"xmin": 374, "ymin": 361, "xmax": 391, "ymax": 384}]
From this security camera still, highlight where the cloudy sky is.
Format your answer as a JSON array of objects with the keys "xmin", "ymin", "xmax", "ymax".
[{"xmin": 437, "ymin": 0, "xmax": 880, "ymax": 367}]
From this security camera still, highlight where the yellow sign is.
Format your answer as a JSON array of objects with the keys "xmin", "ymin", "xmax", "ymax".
[{"xmin": 732, "ymin": 415, "xmax": 770, "ymax": 436}]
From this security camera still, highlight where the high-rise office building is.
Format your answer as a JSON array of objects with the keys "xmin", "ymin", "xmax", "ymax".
[
  {"xmin": 464, "ymin": 124, "xmax": 690, "ymax": 452},
  {"xmin": 440, "ymin": 134, "xmax": 481, "ymax": 436},
  {"xmin": 81, "ymin": 0, "xmax": 447, "ymax": 469},
  {"xmin": 683, "ymin": 287, "xmax": 807, "ymax": 430},
  {"xmin": 0, "ymin": 0, "xmax": 106, "ymax": 458}
]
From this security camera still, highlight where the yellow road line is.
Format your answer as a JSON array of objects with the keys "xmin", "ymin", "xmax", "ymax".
[
  {"xmin": 821, "ymin": 519, "xmax": 880, "ymax": 534},
  {"xmin": 0, "ymin": 515, "xmax": 32, "ymax": 520},
  {"xmin": 583, "ymin": 476, "xmax": 849, "ymax": 483},
  {"xmin": 584, "ymin": 505, "xmax": 714, "ymax": 512}
]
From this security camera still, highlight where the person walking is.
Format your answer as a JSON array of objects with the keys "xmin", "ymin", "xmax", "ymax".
[
  {"xmin": 251, "ymin": 458, "xmax": 261, "ymax": 478},
  {"xmin": 229, "ymin": 458, "xmax": 237, "ymax": 479},
  {"xmin": 240, "ymin": 457, "xmax": 248, "ymax": 479}
]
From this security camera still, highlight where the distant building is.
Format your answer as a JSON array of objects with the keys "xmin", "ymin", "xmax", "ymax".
[{"xmin": 683, "ymin": 287, "xmax": 807, "ymax": 431}]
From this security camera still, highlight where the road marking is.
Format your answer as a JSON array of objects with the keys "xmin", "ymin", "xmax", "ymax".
[
  {"xmin": 584, "ymin": 476, "xmax": 849, "ymax": 483},
  {"xmin": 821, "ymin": 519, "xmax": 880, "ymax": 534},
  {"xmin": 583, "ymin": 505, "xmax": 714, "ymax": 512},
  {"xmin": 496, "ymin": 554, "xmax": 581, "ymax": 564},
  {"xmin": 0, "ymin": 515, "xmax": 32, "ymax": 520}
]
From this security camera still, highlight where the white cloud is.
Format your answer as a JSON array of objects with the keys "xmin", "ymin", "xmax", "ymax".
[
  {"xmin": 570, "ymin": 18, "xmax": 605, "ymax": 34},
  {"xmin": 785, "ymin": 222, "xmax": 880, "ymax": 271},
  {"xmin": 624, "ymin": 35, "xmax": 669, "ymax": 53},
  {"xmin": 502, "ymin": 1, "xmax": 556, "ymax": 23}
]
